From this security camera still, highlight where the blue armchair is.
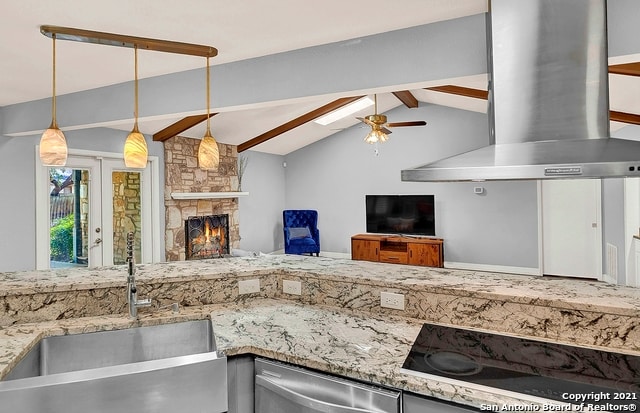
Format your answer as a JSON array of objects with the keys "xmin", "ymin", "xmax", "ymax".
[{"xmin": 283, "ymin": 210, "xmax": 320, "ymax": 256}]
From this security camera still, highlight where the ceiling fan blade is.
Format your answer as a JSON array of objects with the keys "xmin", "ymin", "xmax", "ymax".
[
  {"xmin": 381, "ymin": 127, "xmax": 392, "ymax": 135},
  {"xmin": 386, "ymin": 121, "xmax": 427, "ymax": 128}
]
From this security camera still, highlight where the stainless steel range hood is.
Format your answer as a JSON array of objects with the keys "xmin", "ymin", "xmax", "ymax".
[{"xmin": 401, "ymin": 0, "xmax": 640, "ymax": 182}]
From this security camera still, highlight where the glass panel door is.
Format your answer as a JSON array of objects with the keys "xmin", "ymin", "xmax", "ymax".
[
  {"xmin": 36, "ymin": 155, "xmax": 103, "ymax": 269},
  {"xmin": 36, "ymin": 149, "xmax": 159, "ymax": 270},
  {"xmin": 101, "ymin": 158, "xmax": 153, "ymax": 266},
  {"xmin": 48, "ymin": 168, "xmax": 91, "ymax": 268},
  {"xmin": 111, "ymin": 170, "xmax": 142, "ymax": 265}
]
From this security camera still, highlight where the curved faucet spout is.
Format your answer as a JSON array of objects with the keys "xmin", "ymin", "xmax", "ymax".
[{"xmin": 126, "ymin": 232, "xmax": 151, "ymax": 318}]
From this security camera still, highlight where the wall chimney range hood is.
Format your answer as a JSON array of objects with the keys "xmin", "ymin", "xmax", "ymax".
[{"xmin": 401, "ymin": 0, "xmax": 640, "ymax": 182}]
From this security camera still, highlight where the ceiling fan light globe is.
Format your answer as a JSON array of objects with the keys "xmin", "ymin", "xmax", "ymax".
[{"xmin": 364, "ymin": 129, "xmax": 387, "ymax": 144}]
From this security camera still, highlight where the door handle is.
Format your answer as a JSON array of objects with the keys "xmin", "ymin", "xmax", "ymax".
[
  {"xmin": 255, "ymin": 374, "xmax": 382, "ymax": 413},
  {"xmin": 90, "ymin": 237, "xmax": 102, "ymax": 249}
]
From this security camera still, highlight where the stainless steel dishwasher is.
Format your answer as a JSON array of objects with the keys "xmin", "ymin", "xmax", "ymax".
[{"xmin": 254, "ymin": 358, "xmax": 400, "ymax": 413}]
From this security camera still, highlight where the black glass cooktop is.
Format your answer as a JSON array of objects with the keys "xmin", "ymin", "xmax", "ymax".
[{"xmin": 402, "ymin": 323, "xmax": 640, "ymax": 409}]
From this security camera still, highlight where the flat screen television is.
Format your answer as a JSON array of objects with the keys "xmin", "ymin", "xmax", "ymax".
[{"xmin": 365, "ymin": 194, "xmax": 435, "ymax": 236}]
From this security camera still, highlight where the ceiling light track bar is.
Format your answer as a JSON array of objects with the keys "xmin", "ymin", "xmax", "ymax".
[{"xmin": 40, "ymin": 25, "xmax": 218, "ymax": 58}]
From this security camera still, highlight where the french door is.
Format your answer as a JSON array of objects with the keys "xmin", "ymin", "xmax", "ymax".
[{"xmin": 36, "ymin": 149, "xmax": 160, "ymax": 269}]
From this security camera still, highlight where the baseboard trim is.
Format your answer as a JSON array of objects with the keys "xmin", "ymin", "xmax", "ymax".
[
  {"xmin": 265, "ymin": 250, "xmax": 350, "ymax": 259},
  {"xmin": 602, "ymin": 273, "xmax": 617, "ymax": 285},
  {"xmin": 319, "ymin": 251, "xmax": 351, "ymax": 259},
  {"xmin": 444, "ymin": 261, "xmax": 541, "ymax": 276}
]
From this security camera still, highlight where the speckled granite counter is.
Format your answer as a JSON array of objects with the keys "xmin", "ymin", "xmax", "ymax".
[
  {"xmin": 0, "ymin": 299, "xmax": 563, "ymax": 410},
  {"xmin": 2, "ymin": 255, "xmax": 640, "ymax": 351},
  {"xmin": 2, "ymin": 255, "xmax": 640, "ymax": 409}
]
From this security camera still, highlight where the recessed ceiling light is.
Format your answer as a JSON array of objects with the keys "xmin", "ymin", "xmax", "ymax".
[{"xmin": 314, "ymin": 96, "xmax": 374, "ymax": 126}]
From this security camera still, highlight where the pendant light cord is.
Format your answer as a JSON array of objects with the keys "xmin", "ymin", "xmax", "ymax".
[
  {"xmin": 51, "ymin": 34, "xmax": 57, "ymax": 127},
  {"xmin": 133, "ymin": 45, "xmax": 139, "ymax": 131},
  {"xmin": 206, "ymin": 56, "xmax": 211, "ymax": 132}
]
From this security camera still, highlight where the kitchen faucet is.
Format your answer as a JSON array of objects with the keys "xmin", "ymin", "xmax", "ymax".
[{"xmin": 126, "ymin": 232, "xmax": 151, "ymax": 318}]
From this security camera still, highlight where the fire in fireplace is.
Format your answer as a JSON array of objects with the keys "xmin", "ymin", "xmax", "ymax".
[{"xmin": 185, "ymin": 214, "xmax": 230, "ymax": 260}]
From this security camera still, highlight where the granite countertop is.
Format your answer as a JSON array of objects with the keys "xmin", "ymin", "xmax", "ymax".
[
  {"xmin": 3, "ymin": 254, "xmax": 640, "ymax": 316},
  {"xmin": 2, "ymin": 256, "xmax": 640, "ymax": 408},
  {"xmin": 0, "ymin": 298, "xmax": 541, "ymax": 409}
]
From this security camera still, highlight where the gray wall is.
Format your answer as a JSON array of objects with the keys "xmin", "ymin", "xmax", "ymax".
[
  {"xmin": 603, "ymin": 124, "xmax": 640, "ymax": 284},
  {"xmin": 602, "ymin": 178, "xmax": 626, "ymax": 284},
  {"xmin": 237, "ymin": 108, "xmax": 639, "ymax": 275},
  {"xmin": 3, "ymin": 15, "xmax": 487, "ymax": 137},
  {"xmin": 280, "ymin": 104, "xmax": 539, "ymax": 269},
  {"xmin": 237, "ymin": 151, "xmax": 286, "ymax": 253},
  {"xmin": 237, "ymin": 113, "xmax": 640, "ymax": 274},
  {"xmin": 0, "ymin": 128, "xmax": 164, "ymax": 272}
]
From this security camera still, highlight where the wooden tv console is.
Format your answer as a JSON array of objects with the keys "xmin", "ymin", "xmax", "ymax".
[{"xmin": 351, "ymin": 234, "xmax": 444, "ymax": 268}]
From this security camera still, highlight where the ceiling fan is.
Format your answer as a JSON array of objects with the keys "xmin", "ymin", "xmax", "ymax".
[{"xmin": 357, "ymin": 94, "xmax": 426, "ymax": 144}]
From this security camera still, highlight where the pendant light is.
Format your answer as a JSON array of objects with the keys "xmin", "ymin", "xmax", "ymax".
[
  {"xmin": 39, "ymin": 33, "xmax": 68, "ymax": 166},
  {"xmin": 198, "ymin": 56, "xmax": 219, "ymax": 170},
  {"xmin": 124, "ymin": 45, "xmax": 148, "ymax": 168}
]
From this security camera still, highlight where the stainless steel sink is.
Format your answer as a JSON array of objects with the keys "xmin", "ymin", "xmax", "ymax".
[{"xmin": 0, "ymin": 319, "xmax": 228, "ymax": 413}]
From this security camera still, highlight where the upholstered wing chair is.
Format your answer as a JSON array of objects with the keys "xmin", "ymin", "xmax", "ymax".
[{"xmin": 283, "ymin": 210, "xmax": 320, "ymax": 256}]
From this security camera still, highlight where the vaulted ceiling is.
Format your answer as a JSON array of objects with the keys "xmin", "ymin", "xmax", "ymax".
[{"xmin": 2, "ymin": 1, "xmax": 639, "ymax": 155}]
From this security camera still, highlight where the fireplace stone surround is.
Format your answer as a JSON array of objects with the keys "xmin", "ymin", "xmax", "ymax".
[{"xmin": 164, "ymin": 136, "xmax": 240, "ymax": 261}]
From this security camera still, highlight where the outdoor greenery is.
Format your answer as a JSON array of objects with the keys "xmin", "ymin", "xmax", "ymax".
[{"xmin": 50, "ymin": 214, "xmax": 74, "ymax": 262}]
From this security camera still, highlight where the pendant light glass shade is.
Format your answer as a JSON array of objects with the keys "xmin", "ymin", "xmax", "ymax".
[
  {"xmin": 124, "ymin": 127, "xmax": 148, "ymax": 168},
  {"xmin": 364, "ymin": 128, "xmax": 388, "ymax": 144},
  {"xmin": 199, "ymin": 132, "xmax": 220, "ymax": 170},
  {"xmin": 124, "ymin": 46, "xmax": 148, "ymax": 169},
  {"xmin": 40, "ymin": 34, "xmax": 68, "ymax": 166},
  {"xmin": 198, "ymin": 57, "xmax": 219, "ymax": 170},
  {"xmin": 40, "ymin": 123, "xmax": 68, "ymax": 166}
]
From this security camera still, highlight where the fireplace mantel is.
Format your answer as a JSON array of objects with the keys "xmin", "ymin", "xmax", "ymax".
[{"xmin": 171, "ymin": 192, "xmax": 249, "ymax": 200}]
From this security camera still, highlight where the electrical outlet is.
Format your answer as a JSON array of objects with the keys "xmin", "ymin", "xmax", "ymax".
[
  {"xmin": 380, "ymin": 292, "xmax": 405, "ymax": 310},
  {"xmin": 283, "ymin": 280, "xmax": 302, "ymax": 295},
  {"xmin": 238, "ymin": 279, "xmax": 260, "ymax": 294}
]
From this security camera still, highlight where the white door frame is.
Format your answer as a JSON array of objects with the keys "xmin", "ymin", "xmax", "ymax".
[
  {"xmin": 624, "ymin": 177, "xmax": 640, "ymax": 287},
  {"xmin": 35, "ymin": 147, "xmax": 162, "ymax": 269}
]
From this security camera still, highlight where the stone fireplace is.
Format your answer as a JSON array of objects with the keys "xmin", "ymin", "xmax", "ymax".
[
  {"xmin": 185, "ymin": 214, "xmax": 230, "ymax": 259},
  {"xmin": 164, "ymin": 136, "xmax": 240, "ymax": 261}
]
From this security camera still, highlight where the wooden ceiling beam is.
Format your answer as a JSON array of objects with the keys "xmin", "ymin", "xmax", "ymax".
[
  {"xmin": 609, "ymin": 62, "xmax": 640, "ymax": 77},
  {"xmin": 238, "ymin": 96, "xmax": 364, "ymax": 152},
  {"xmin": 427, "ymin": 85, "xmax": 640, "ymax": 126},
  {"xmin": 610, "ymin": 111, "xmax": 640, "ymax": 125},
  {"xmin": 425, "ymin": 85, "xmax": 489, "ymax": 100},
  {"xmin": 152, "ymin": 113, "xmax": 217, "ymax": 142},
  {"xmin": 392, "ymin": 90, "xmax": 419, "ymax": 108}
]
